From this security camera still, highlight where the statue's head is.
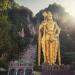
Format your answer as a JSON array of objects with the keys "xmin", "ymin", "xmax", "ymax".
[
  {"xmin": 43, "ymin": 11, "xmax": 48, "ymax": 18},
  {"xmin": 43, "ymin": 11, "xmax": 53, "ymax": 20},
  {"xmin": 47, "ymin": 12, "xmax": 53, "ymax": 20}
]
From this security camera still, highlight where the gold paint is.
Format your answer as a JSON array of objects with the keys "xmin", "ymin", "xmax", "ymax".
[{"xmin": 38, "ymin": 11, "xmax": 61, "ymax": 66}]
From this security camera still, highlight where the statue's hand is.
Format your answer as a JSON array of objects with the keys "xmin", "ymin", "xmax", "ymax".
[
  {"xmin": 39, "ymin": 25, "xmax": 44, "ymax": 30},
  {"xmin": 49, "ymin": 37, "xmax": 58, "ymax": 42},
  {"xmin": 50, "ymin": 39, "xmax": 54, "ymax": 42},
  {"xmin": 56, "ymin": 34, "xmax": 59, "ymax": 37},
  {"xmin": 59, "ymin": 28, "xmax": 61, "ymax": 34}
]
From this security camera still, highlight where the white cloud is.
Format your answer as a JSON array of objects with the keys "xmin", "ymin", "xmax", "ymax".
[{"xmin": 15, "ymin": 0, "xmax": 75, "ymax": 17}]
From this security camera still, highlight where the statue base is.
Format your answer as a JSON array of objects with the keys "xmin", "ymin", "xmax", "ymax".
[{"xmin": 42, "ymin": 64, "xmax": 74, "ymax": 75}]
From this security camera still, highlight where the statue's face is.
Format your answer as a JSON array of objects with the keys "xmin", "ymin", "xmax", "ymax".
[
  {"xmin": 47, "ymin": 12, "xmax": 53, "ymax": 20},
  {"xmin": 47, "ymin": 16, "xmax": 52, "ymax": 20}
]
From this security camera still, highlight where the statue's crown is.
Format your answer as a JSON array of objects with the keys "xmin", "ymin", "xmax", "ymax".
[
  {"xmin": 43, "ymin": 11, "xmax": 47, "ymax": 17},
  {"xmin": 43, "ymin": 11, "xmax": 52, "ymax": 18}
]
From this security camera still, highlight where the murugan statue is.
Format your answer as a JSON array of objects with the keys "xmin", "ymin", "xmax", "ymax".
[{"xmin": 38, "ymin": 11, "xmax": 61, "ymax": 66}]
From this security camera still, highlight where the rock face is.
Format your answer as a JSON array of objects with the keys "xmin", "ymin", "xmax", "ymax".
[
  {"xmin": 17, "ymin": 15, "xmax": 37, "ymax": 66},
  {"xmin": 18, "ymin": 14, "xmax": 37, "ymax": 66},
  {"xmin": 19, "ymin": 44, "xmax": 37, "ymax": 65},
  {"xmin": 9, "ymin": 38, "xmax": 37, "ymax": 66},
  {"xmin": 9, "ymin": 19, "xmax": 37, "ymax": 66},
  {"xmin": 9, "ymin": 24, "xmax": 37, "ymax": 66}
]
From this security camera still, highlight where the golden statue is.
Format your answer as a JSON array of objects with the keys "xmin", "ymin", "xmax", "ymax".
[{"xmin": 38, "ymin": 11, "xmax": 61, "ymax": 66}]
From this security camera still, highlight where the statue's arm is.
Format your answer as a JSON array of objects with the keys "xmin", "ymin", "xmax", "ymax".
[
  {"xmin": 39, "ymin": 23, "xmax": 44, "ymax": 30},
  {"xmin": 55, "ymin": 23, "xmax": 61, "ymax": 65},
  {"xmin": 55, "ymin": 22, "xmax": 61, "ymax": 36}
]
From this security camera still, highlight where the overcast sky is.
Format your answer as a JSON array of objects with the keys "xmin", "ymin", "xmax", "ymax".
[{"xmin": 15, "ymin": 0, "xmax": 75, "ymax": 17}]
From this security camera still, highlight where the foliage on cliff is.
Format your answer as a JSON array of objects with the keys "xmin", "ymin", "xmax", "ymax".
[{"xmin": 0, "ymin": 0, "xmax": 33, "ymax": 66}]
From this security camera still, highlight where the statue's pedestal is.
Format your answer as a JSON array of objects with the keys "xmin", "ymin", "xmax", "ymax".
[{"xmin": 42, "ymin": 64, "xmax": 74, "ymax": 75}]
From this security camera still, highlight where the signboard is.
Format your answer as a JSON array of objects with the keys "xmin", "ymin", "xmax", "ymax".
[{"xmin": 8, "ymin": 66, "xmax": 33, "ymax": 75}]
